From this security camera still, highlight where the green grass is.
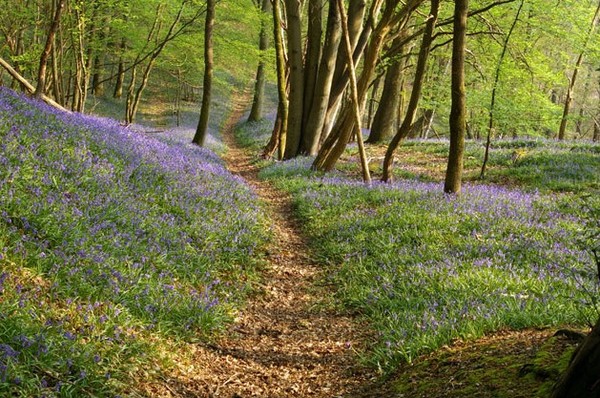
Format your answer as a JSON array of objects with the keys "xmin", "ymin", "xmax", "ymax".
[
  {"xmin": 0, "ymin": 88, "xmax": 268, "ymax": 396},
  {"xmin": 236, "ymin": 120, "xmax": 599, "ymax": 375}
]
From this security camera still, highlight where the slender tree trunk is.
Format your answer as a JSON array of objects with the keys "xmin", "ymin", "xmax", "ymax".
[
  {"xmin": 283, "ymin": 0, "xmax": 305, "ymax": 159},
  {"xmin": 302, "ymin": 0, "xmax": 342, "ymax": 155},
  {"xmin": 319, "ymin": 0, "xmax": 368, "ymax": 142},
  {"xmin": 51, "ymin": 34, "xmax": 63, "ymax": 103},
  {"xmin": 558, "ymin": 0, "xmax": 600, "ymax": 140},
  {"xmin": 313, "ymin": 0, "xmax": 391, "ymax": 171},
  {"xmin": 0, "ymin": 56, "xmax": 67, "ymax": 111},
  {"xmin": 336, "ymin": 0, "xmax": 370, "ymax": 183},
  {"xmin": 248, "ymin": 0, "xmax": 271, "ymax": 122},
  {"xmin": 35, "ymin": 0, "xmax": 65, "ymax": 98},
  {"xmin": 480, "ymin": 0, "xmax": 524, "ymax": 179},
  {"xmin": 114, "ymin": 39, "xmax": 126, "ymax": 99},
  {"xmin": 125, "ymin": 66, "xmax": 137, "ymax": 124},
  {"xmin": 594, "ymin": 119, "xmax": 600, "ymax": 142},
  {"xmin": 92, "ymin": 54, "xmax": 105, "ymax": 96},
  {"xmin": 270, "ymin": 0, "xmax": 289, "ymax": 160},
  {"xmin": 382, "ymin": 0, "xmax": 440, "ymax": 182},
  {"xmin": 444, "ymin": 0, "xmax": 468, "ymax": 194},
  {"xmin": 366, "ymin": 74, "xmax": 382, "ymax": 130},
  {"xmin": 193, "ymin": 0, "xmax": 215, "ymax": 146},
  {"xmin": 262, "ymin": 109, "xmax": 282, "ymax": 158}
]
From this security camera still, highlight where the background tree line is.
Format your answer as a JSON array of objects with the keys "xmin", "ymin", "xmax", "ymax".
[{"xmin": 1, "ymin": 0, "xmax": 600, "ymax": 190}]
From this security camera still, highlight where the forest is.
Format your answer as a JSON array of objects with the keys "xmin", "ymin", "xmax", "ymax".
[{"xmin": 0, "ymin": 0, "xmax": 599, "ymax": 397}]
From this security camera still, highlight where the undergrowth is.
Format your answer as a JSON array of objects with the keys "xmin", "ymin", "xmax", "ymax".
[
  {"xmin": 0, "ymin": 88, "xmax": 268, "ymax": 396},
  {"xmin": 236, "ymin": 120, "xmax": 599, "ymax": 374}
]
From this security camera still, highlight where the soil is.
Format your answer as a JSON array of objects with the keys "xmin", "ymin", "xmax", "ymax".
[{"xmin": 137, "ymin": 94, "xmax": 583, "ymax": 398}]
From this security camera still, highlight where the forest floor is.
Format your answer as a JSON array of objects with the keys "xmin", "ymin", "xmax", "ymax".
[
  {"xmin": 162, "ymin": 92, "xmax": 396, "ymax": 397},
  {"xmin": 148, "ymin": 95, "xmax": 583, "ymax": 398}
]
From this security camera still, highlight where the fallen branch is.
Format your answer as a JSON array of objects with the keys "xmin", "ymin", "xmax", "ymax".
[{"xmin": 0, "ymin": 56, "xmax": 68, "ymax": 112}]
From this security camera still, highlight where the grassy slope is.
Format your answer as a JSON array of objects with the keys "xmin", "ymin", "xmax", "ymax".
[
  {"xmin": 0, "ymin": 88, "xmax": 268, "ymax": 396},
  {"xmin": 236, "ymin": 121, "xmax": 600, "ymax": 396}
]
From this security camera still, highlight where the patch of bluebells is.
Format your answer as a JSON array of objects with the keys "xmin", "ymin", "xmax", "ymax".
[
  {"xmin": 0, "ymin": 87, "xmax": 268, "ymax": 394},
  {"xmin": 263, "ymin": 159, "xmax": 597, "ymax": 370}
]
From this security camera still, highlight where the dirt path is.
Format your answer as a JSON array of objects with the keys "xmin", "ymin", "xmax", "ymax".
[{"xmin": 173, "ymin": 95, "xmax": 393, "ymax": 397}]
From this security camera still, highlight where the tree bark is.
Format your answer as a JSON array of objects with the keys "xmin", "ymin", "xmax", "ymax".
[
  {"xmin": 35, "ymin": 0, "xmax": 65, "ymax": 98},
  {"xmin": 315, "ymin": 0, "xmax": 424, "ymax": 172},
  {"xmin": 551, "ymin": 318, "xmax": 600, "ymax": 398},
  {"xmin": 114, "ymin": 38, "xmax": 127, "ymax": 99},
  {"xmin": 336, "ymin": 0, "xmax": 371, "ymax": 183},
  {"xmin": 301, "ymin": 0, "xmax": 342, "ymax": 155},
  {"xmin": 248, "ymin": 0, "xmax": 271, "ymax": 122},
  {"xmin": 366, "ymin": 73, "xmax": 382, "ymax": 130},
  {"xmin": 444, "ymin": 0, "xmax": 468, "ymax": 194},
  {"xmin": 300, "ymin": 0, "xmax": 324, "ymax": 140},
  {"xmin": 283, "ymin": 0, "xmax": 305, "ymax": 159},
  {"xmin": 193, "ymin": 0, "xmax": 215, "ymax": 146},
  {"xmin": 367, "ymin": 37, "xmax": 405, "ymax": 144},
  {"xmin": 382, "ymin": 0, "xmax": 440, "ymax": 182},
  {"xmin": 270, "ymin": 0, "xmax": 289, "ymax": 160}
]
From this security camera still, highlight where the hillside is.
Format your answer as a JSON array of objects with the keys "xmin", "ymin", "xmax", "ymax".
[{"xmin": 0, "ymin": 87, "xmax": 268, "ymax": 396}]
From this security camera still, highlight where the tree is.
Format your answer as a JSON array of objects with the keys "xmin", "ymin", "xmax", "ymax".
[
  {"xmin": 336, "ymin": 0, "xmax": 370, "ymax": 183},
  {"xmin": 300, "ymin": 0, "xmax": 342, "ymax": 155},
  {"xmin": 313, "ymin": 0, "xmax": 425, "ymax": 172},
  {"xmin": 283, "ymin": 0, "xmax": 305, "ymax": 159},
  {"xmin": 382, "ymin": 0, "xmax": 440, "ymax": 182},
  {"xmin": 444, "ymin": 0, "xmax": 468, "ymax": 194},
  {"xmin": 366, "ymin": 36, "xmax": 405, "ymax": 144},
  {"xmin": 269, "ymin": 0, "xmax": 289, "ymax": 160},
  {"xmin": 558, "ymin": 0, "xmax": 600, "ymax": 140},
  {"xmin": 35, "ymin": 0, "xmax": 65, "ymax": 98},
  {"xmin": 247, "ymin": 0, "xmax": 271, "ymax": 122},
  {"xmin": 193, "ymin": 0, "xmax": 216, "ymax": 146},
  {"xmin": 480, "ymin": 0, "xmax": 524, "ymax": 179}
]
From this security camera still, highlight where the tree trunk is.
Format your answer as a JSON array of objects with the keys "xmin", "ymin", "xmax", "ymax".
[
  {"xmin": 444, "ymin": 0, "xmax": 468, "ymax": 194},
  {"xmin": 114, "ymin": 39, "xmax": 126, "ymax": 99},
  {"xmin": 298, "ymin": 0, "xmax": 324, "ymax": 154},
  {"xmin": 313, "ymin": 0, "xmax": 391, "ymax": 172},
  {"xmin": 301, "ymin": 0, "xmax": 342, "ymax": 155},
  {"xmin": 193, "ymin": 0, "xmax": 215, "ymax": 146},
  {"xmin": 0, "ymin": 56, "xmax": 67, "ymax": 111},
  {"xmin": 594, "ymin": 119, "xmax": 600, "ymax": 142},
  {"xmin": 382, "ymin": 0, "xmax": 440, "ymax": 182},
  {"xmin": 551, "ymin": 318, "xmax": 600, "ymax": 398},
  {"xmin": 92, "ymin": 54, "xmax": 105, "ymax": 96},
  {"xmin": 336, "ymin": 0, "xmax": 371, "ymax": 183},
  {"xmin": 35, "ymin": 0, "xmax": 65, "ymax": 98},
  {"xmin": 319, "ymin": 0, "xmax": 368, "ymax": 142},
  {"xmin": 366, "ymin": 74, "xmax": 382, "ymax": 130},
  {"xmin": 481, "ymin": 0, "xmax": 524, "ymax": 179},
  {"xmin": 367, "ymin": 37, "xmax": 404, "ymax": 144},
  {"xmin": 248, "ymin": 0, "xmax": 271, "ymax": 122},
  {"xmin": 283, "ymin": 0, "xmax": 305, "ymax": 159},
  {"xmin": 558, "ymin": 0, "xmax": 600, "ymax": 140},
  {"xmin": 315, "ymin": 0, "xmax": 425, "ymax": 172},
  {"xmin": 270, "ymin": 0, "xmax": 289, "ymax": 160},
  {"xmin": 51, "ymin": 33, "xmax": 63, "ymax": 104}
]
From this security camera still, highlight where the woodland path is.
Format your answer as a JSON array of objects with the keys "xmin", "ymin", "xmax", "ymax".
[{"xmin": 181, "ymin": 94, "xmax": 395, "ymax": 397}]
